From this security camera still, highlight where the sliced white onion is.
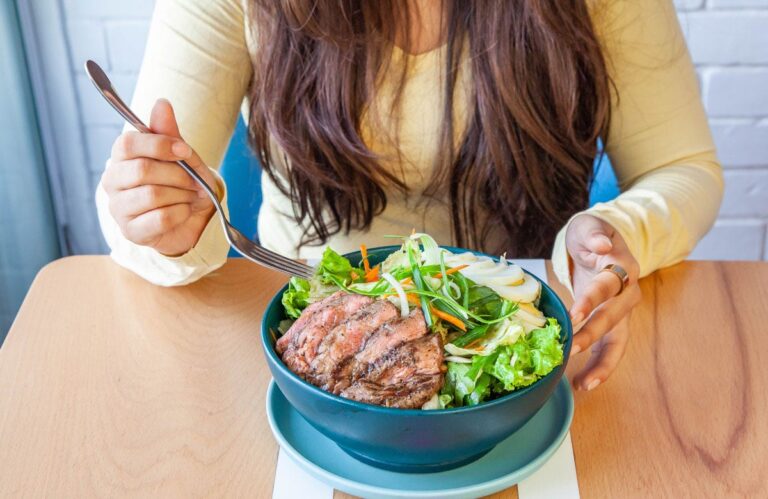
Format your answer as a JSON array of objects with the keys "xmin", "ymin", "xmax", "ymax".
[
  {"xmin": 444, "ymin": 251, "xmax": 539, "ymax": 302},
  {"xmin": 467, "ymin": 266, "xmax": 524, "ymax": 286},
  {"xmin": 445, "ymin": 343, "xmax": 482, "ymax": 357},
  {"xmin": 516, "ymin": 302, "xmax": 547, "ymax": 328},
  {"xmin": 446, "ymin": 281, "xmax": 462, "ymax": 299},
  {"xmin": 382, "ymin": 272, "xmax": 409, "ymax": 318},
  {"xmin": 492, "ymin": 273, "xmax": 541, "ymax": 303},
  {"xmin": 445, "ymin": 356, "xmax": 473, "ymax": 364},
  {"xmin": 463, "ymin": 259, "xmax": 496, "ymax": 273},
  {"xmin": 425, "ymin": 276, "xmax": 443, "ymax": 290},
  {"xmin": 444, "ymin": 251, "xmax": 478, "ymax": 266}
]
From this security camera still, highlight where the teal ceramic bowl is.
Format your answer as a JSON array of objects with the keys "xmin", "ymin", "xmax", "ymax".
[{"xmin": 260, "ymin": 246, "xmax": 573, "ymax": 473}]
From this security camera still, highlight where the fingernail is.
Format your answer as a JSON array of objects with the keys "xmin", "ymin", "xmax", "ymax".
[
  {"xmin": 570, "ymin": 344, "xmax": 581, "ymax": 357},
  {"xmin": 571, "ymin": 312, "xmax": 584, "ymax": 325},
  {"xmin": 172, "ymin": 141, "xmax": 192, "ymax": 158},
  {"xmin": 586, "ymin": 379, "xmax": 601, "ymax": 391}
]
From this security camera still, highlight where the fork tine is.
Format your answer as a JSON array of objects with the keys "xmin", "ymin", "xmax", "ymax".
[
  {"xmin": 220, "ymin": 217, "xmax": 316, "ymax": 278},
  {"xmin": 235, "ymin": 242, "xmax": 315, "ymax": 278},
  {"xmin": 248, "ymin": 245, "xmax": 313, "ymax": 273},
  {"xmin": 236, "ymin": 247, "xmax": 313, "ymax": 278},
  {"xmin": 250, "ymin": 250, "xmax": 314, "ymax": 278}
]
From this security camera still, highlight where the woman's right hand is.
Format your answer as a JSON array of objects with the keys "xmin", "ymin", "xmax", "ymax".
[{"xmin": 101, "ymin": 99, "xmax": 217, "ymax": 256}]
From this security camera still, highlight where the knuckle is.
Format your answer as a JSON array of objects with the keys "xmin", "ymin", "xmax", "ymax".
[
  {"xmin": 583, "ymin": 292, "xmax": 598, "ymax": 312},
  {"xmin": 151, "ymin": 135, "xmax": 172, "ymax": 158},
  {"xmin": 157, "ymin": 206, "xmax": 184, "ymax": 232},
  {"xmin": 584, "ymin": 327, "xmax": 600, "ymax": 348},
  {"xmin": 119, "ymin": 220, "xmax": 140, "ymax": 243},
  {"xmin": 113, "ymin": 133, "xmax": 133, "ymax": 157},
  {"xmin": 598, "ymin": 279, "xmax": 615, "ymax": 298},
  {"xmin": 132, "ymin": 158, "xmax": 152, "ymax": 184},
  {"xmin": 141, "ymin": 185, "xmax": 162, "ymax": 205},
  {"xmin": 155, "ymin": 209, "xmax": 174, "ymax": 230}
]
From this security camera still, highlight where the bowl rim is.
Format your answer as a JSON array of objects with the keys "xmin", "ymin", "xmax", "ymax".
[{"xmin": 260, "ymin": 245, "xmax": 573, "ymax": 415}]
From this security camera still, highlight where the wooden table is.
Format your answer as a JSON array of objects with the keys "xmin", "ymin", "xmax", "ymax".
[{"xmin": 0, "ymin": 257, "xmax": 766, "ymax": 498}]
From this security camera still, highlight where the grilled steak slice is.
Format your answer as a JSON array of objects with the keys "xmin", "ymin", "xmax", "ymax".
[
  {"xmin": 349, "ymin": 308, "xmax": 427, "ymax": 381},
  {"xmin": 330, "ymin": 308, "xmax": 429, "ymax": 394},
  {"xmin": 277, "ymin": 292, "xmax": 373, "ymax": 377},
  {"xmin": 310, "ymin": 300, "xmax": 399, "ymax": 390},
  {"xmin": 340, "ymin": 334, "xmax": 444, "ymax": 409}
]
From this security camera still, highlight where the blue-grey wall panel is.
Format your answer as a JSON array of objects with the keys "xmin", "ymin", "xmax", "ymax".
[{"xmin": 0, "ymin": 1, "xmax": 61, "ymax": 340}]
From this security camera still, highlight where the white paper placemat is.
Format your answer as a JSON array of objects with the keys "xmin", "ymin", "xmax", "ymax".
[
  {"xmin": 273, "ymin": 449, "xmax": 334, "ymax": 499},
  {"xmin": 272, "ymin": 259, "xmax": 579, "ymax": 499},
  {"xmin": 511, "ymin": 259, "xmax": 580, "ymax": 499}
]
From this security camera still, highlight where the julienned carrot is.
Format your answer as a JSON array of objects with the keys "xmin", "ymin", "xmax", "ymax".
[
  {"xmin": 431, "ymin": 307, "xmax": 466, "ymax": 331},
  {"xmin": 390, "ymin": 292, "xmax": 465, "ymax": 331},
  {"xmin": 365, "ymin": 265, "xmax": 380, "ymax": 283},
  {"xmin": 447, "ymin": 264, "xmax": 469, "ymax": 274},
  {"xmin": 401, "ymin": 277, "xmax": 413, "ymax": 286},
  {"xmin": 432, "ymin": 264, "xmax": 469, "ymax": 279},
  {"xmin": 360, "ymin": 244, "xmax": 371, "ymax": 273}
]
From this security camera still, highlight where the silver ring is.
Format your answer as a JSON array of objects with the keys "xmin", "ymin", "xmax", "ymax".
[{"xmin": 600, "ymin": 264, "xmax": 629, "ymax": 295}]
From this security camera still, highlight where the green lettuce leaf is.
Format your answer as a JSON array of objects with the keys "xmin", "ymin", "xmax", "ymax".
[
  {"xmin": 467, "ymin": 285, "xmax": 504, "ymax": 318},
  {"xmin": 490, "ymin": 318, "xmax": 564, "ymax": 391},
  {"xmin": 281, "ymin": 277, "xmax": 311, "ymax": 319},
  {"xmin": 443, "ymin": 318, "xmax": 564, "ymax": 405},
  {"xmin": 440, "ymin": 359, "xmax": 494, "ymax": 408},
  {"xmin": 316, "ymin": 247, "xmax": 362, "ymax": 285},
  {"xmin": 527, "ymin": 318, "xmax": 564, "ymax": 376},
  {"xmin": 441, "ymin": 362, "xmax": 474, "ymax": 407}
]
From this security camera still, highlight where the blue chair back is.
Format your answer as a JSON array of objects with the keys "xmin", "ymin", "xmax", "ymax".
[
  {"xmin": 590, "ymin": 141, "xmax": 620, "ymax": 205},
  {"xmin": 219, "ymin": 118, "xmax": 620, "ymax": 251},
  {"xmin": 219, "ymin": 118, "xmax": 262, "ymax": 256}
]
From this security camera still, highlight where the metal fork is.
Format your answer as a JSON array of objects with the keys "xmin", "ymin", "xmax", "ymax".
[{"xmin": 85, "ymin": 60, "xmax": 314, "ymax": 279}]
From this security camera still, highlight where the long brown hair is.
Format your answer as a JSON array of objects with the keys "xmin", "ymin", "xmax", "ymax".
[{"xmin": 248, "ymin": 0, "xmax": 611, "ymax": 257}]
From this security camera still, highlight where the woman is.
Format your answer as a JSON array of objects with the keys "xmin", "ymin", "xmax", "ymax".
[{"xmin": 96, "ymin": 0, "xmax": 723, "ymax": 391}]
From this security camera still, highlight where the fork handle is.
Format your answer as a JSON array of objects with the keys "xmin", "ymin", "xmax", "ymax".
[{"xmin": 85, "ymin": 60, "xmax": 226, "ymax": 219}]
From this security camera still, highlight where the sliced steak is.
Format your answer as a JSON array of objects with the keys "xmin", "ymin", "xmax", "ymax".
[
  {"xmin": 277, "ymin": 292, "xmax": 373, "ymax": 378},
  {"xmin": 310, "ymin": 300, "xmax": 399, "ymax": 390},
  {"xmin": 340, "ymin": 334, "xmax": 444, "ymax": 409},
  {"xmin": 349, "ymin": 308, "xmax": 427, "ymax": 381}
]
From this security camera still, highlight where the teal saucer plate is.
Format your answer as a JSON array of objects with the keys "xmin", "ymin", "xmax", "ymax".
[{"xmin": 266, "ymin": 378, "xmax": 574, "ymax": 499}]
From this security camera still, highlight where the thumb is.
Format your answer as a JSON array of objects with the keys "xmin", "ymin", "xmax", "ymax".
[
  {"xmin": 585, "ymin": 231, "xmax": 612, "ymax": 255},
  {"xmin": 149, "ymin": 98, "xmax": 182, "ymax": 139},
  {"xmin": 567, "ymin": 214, "xmax": 613, "ymax": 256}
]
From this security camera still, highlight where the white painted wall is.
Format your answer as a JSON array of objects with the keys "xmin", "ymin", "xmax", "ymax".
[{"xmin": 61, "ymin": 0, "xmax": 768, "ymax": 260}]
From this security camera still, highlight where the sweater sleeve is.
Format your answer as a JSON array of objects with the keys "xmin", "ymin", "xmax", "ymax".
[
  {"xmin": 94, "ymin": 0, "xmax": 252, "ymax": 286},
  {"xmin": 551, "ymin": 0, "xmax": 724, "ymax": 296}
]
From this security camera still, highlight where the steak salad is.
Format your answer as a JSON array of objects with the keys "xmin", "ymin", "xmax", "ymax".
[{"xmin": 275, "ymin": 233, "xmax": 564, "ymax": 409}]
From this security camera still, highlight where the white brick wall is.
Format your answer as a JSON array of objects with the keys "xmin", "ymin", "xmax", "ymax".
[
  {"xmin": 62, "ymin": 0, "xmax": 154, "ymax": 190},
  {"xmin": 62, "ymin": 0, "xmax": 768, "ymax": 260},
  {"xmin": 677, "ymin": 0, "xmax": 768, "ymax": 261}
]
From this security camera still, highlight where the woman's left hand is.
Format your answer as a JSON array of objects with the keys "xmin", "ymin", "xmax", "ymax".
[{"xmin": 565, "ymin": 214, "xmax": 641, "ymax": 391}]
